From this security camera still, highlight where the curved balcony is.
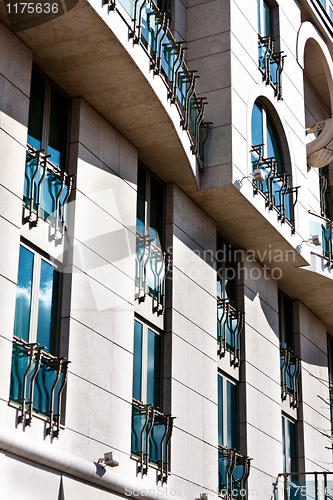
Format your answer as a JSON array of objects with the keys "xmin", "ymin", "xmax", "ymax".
[
  {"xmin": 306, "ymin": 119, "xmax": 333, "ymax": 169},
  {"xmin": 0, "ymin": 0, "xmax": 207, "ymax": 193}
]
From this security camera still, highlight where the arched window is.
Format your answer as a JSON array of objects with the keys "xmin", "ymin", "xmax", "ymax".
[{"xmin": 251, "ymin": 101, "xmax": 296, "ymax": 228}]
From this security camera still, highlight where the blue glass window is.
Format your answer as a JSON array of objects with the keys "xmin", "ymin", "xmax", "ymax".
[
  {"xmin": 24, "ymin": 68, "xmax": 69, "ymax": 224},
  {"xmin": 12, "ymin": 245, "xmax": 60, "ymax": 350},
  {"xmin": 218, "ymin": 374, "xmax": 238, "ymax": 449},
  {"xmin": 10, "ymin": 245, "xmax": 62, "ymax": 420},
  {"xmin": 282, "ymin": 416, "xmax": 297, "ymax": 475},
  {"xmin": 13, "ymin": 246, "xmax": 34, "ymax": 342}
]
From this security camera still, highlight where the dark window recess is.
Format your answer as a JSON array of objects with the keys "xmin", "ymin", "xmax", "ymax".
[
  {"xmin": 218, "ymin": 374, "xmax": 251, "ymax": 496},
  {"xmin": 279, "ymin": 291, "xmax": 301, "ymax": 408},
  {"xmin": 131, "ymin": 319, "xmax": 174, "ymax": 482},
  {"xmin": 24, "ymin": 68, "xmax": 74, "ymax": 237},
  {"xmin": 216, "ymin": 236, "xmax": 244, "ymax": 366},
  {"xmin": 135, "ymin": 165, "xmax": 170, "ymax": 314}
]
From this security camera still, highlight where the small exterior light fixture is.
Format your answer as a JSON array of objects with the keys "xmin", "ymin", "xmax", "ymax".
[
  {"xmin": 98, "ymin": 452, "xmax": 119, "ymax": 467},
  {"xmin": 303, "ymin": 235, "xmax": 321, "ymax": 247},
  {"xmin": 242, "ymin": 169, "xmax": 265, "ymax": 183}
]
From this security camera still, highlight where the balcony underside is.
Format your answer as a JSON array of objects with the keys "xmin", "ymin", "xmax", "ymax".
[
  {"xmin": 0, "ymin": 0, "xmax": 198, "ymax": 193},
  {"xmin": 192, "ymin": 183, "xmax": 333, "ymax": 333}
]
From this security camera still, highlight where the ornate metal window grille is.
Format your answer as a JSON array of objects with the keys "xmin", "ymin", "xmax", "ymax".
[
  {"xmin": 218, "ymin": 445, "xmax": 251, "ymax": 499},
  {"xmin": 102, "ymin": 0, "xmax": 208, "ymax": 162},
  {"xmin": 280, "ymin": 347, "xmax": 301, "ymax": 408},
  {"xmin": 258, "ymin": 35, "xmax": 285, "ymax": 100},
  {"xmin": 131, "ymin": 399, "xmax": 174, "ymax": 482},
  {"xmin": 276, "ymin": 471, "xmax": 333, "ymax": 500},
  {"xmin": 135, "ymin": 231, "xmax": 171, "ymax": 314},
  {"xmin": 10, "ymin": 336, "xmax": 69, "ymax": 437},
  {"xmin": 23, "ymin": 145, "xmax": 74, "ymax": 240},
  {"xmin": 217, "ymin": 298, "xmax": 244, "ymax": 367},
  {"xmin": 251, "ymin": 145, "xmax": 299, "ymax": 232}
]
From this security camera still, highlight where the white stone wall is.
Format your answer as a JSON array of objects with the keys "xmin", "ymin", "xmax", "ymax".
[
  {"xmin": 165, "ymin": 184, "xmax": 218, "ymax": 498},
  {"xmin": 0, "ymin": 23, "xmax": 32, "ymax": 424}
]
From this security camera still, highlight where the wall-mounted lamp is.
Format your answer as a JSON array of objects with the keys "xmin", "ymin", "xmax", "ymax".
[
  {"xmin": 98, "ymin": 452, "xmax": 119, "ymax": 468},
  {"xmin": 303, "ymin": 235, "xmax": 321, "ymax": 247},
  {"xmin": 242, "ymin": 169, "xmax": 265, "ymax": 183}
]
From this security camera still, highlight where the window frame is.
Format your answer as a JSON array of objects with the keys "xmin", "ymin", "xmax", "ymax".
[
  {"xmin": 133, "ymin": 315, "xmax": 163, "ymax": 409},
  {"xmin": 278, "ymin": 289, "xmax": 293, "ymax": 350},
  {"xmin": 28, "ymin": 65, "xmax": 71, "ymax": 171},
  {"xmin": 14, "ymin": 240, "xmax": 62, "ymax": 356},
  {"xmin": 218, "ymin": 371, "xmax": 238, "ymax": 450},
  {"xmin": 282, "ymin": 414, "xmax": 297, "ymax": 476},
  {"xmin": 137, "ymin": 162, "xmax": 165, "ymax": 250}
]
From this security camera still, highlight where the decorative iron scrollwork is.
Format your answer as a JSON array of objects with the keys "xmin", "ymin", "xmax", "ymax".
[
  {"xmin": 24, "ymin": 145, "xmax": 74, "ymax": 240},
  {"xmin": 104, "ymin": 0, "xmax": 208, "ymax": 164},
  {"xmin": 10, "ymin": 336, "xmax": 70, "ymax": 437},
  {"xmin": 217, "ymin": 297, "xmax": 244, "ymax": 367},
  {"xmin": 280, "ymin": 347, "xmax": 301, "ymax": 408},
  {"xmin": 135, "ymin": 231, "xmax": 171, "ymax": 314},
  {"xmin": 132, "ymin": 399, "xmax": 174, "ymax": 483},
  {"xmin": 258, "ymin": 35, "xmax": 285, "ymax": 100},
  {"xmin": 251, "ymin": 145, "xmax": 299, "ymax": 233},
  {"xmin": 218, "ymin": 445, "xmax": 251, "ymax": 499}
]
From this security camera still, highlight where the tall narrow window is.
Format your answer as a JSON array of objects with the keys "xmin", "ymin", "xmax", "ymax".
[
  {"xmin": 136, "ymin": 165, "xmax": 169, "ymax": 313},
  {"xmin": 10, "ymin": 244, "xmax": 68, "ymax": 435},
  {"xmin": 218, "ymin": 374, "xmax": 250, "ymax": 496},
  {"xmin": 24, "ymin": 68, "xmax": 72, "ymax": 232},
  {"xmin": 257, "ymin": 0, "xmax": 272, "ymax": 37},
  {"xmin": 216, "ymin": 236, "xmax": 244, "ymax": 366},
  {"xmin": 251, "ymin": 101, "xmax": 296, "ymax": 229},
  {"xmin": 282, "ymin": 415, "xmax": 297, "ymax": 478},
  {"xmin": 279, "ymin": 291, "xmax": 300, "ymax": 408},
  {"xmin": 131, "ymin": 318, "xmax": 173, "ymax": 481}
]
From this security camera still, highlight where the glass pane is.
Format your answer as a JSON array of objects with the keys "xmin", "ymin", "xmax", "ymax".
[
  {"xmin": 13, "ymin": 246, "xmax": 34, "ymax": 342},
  {"xmin": 257, "ymin": 0, "xmax": 260, "ymax": 33},
  {"xmin": 34, "ymin": 357, "xmax": 63, "ymax": 415},
  {"xmin": 288, "ymin": 419, "xmax": 297, "ymax": 475},
  {"xmin": 133, "ymin": 320, "xmax": 143, "ymax": 401},
  {"xmin": 251, "ymin": 103, "xmax": 263, "ymax": 147},
  {"xmin": 48, "ymin": 87, "xmax": 69, "ymax": 170},
  {"xmin": 218, "ymin": 454, "xmax": 229, "ymax": 492},
  {"xmin": 27, "ymin": 69, "xmax": 45, "ymax": 150},
  {"xmin": 136, "ymin": 165, "xmax": 146, "ymax": 233},
  {"xmin": 263, "ymin": 0, "xmax": 271, "ymax": 36},
  {"xmin": 36, "ymin": 260, "xmax": 59, "ymax": 355},
  {"xmin": 147, "ymin": 329, "xmax": 161, "ymax": 407},
  {"xmin": 227, "ymin": 381, "xmax": 238, "ymax": 449},
  {"xmin": 149, "ymin": 416, "xmax": 166, "ymax": 464},
  {"xmin": 10, "ymin": 341, "xmax": 34, "ymax": 404},
  {"xmin": 131, "ymin": 402, "xmax": 145, "ymax": 455},
  {"xmin": 150, "ymin": 176, "xmax": 164, "ymax": 248},
  {"xmin": 218, "ymin": 375, "xmax": 223, "ymax": 445},
  {"xmin": 282, "ymin": 416, "xmax": 286, "ymax": 473},
  {"xmin": 267, "ymin": 115, "xmax": 283, "ymax": 170}
]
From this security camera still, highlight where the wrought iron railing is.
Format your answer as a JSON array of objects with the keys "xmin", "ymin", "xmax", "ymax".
[
  {"xmin": 218, "ymin": 445, "xmax": 251, "ymax": 499},
  {"xmin": 280, "ymin": 347, "xmax": 301, "ymax": 408},
  {"xmin": 217, "ymin": 297, "xmax": 244, "ymax": 367},
  {"xmin": 275, "ymin": 471, "xmax": 333, "ymax": 500},
  {"xmin": 319, "ymin": 175, "xmax": 328, "ymax": 217},
  {"xmin": 251, "ymin": 145, "xmax": 299, "ymax": 233},
  {"xmin": 10, "ymin": 336, "xmax": 69, "ymax": 437},
  {"xmin": 135, "ymin": 231, "xmax": 171, "ymax": 314},
  {"xmin": 131, "ymin": 399, "xmax": 174, "ymax": 482},
  {"xmin": 102, "ymin": 0, "xmax": 208, "ymax": 162},
  {"xmin": 258, "ymin": 35, "xmax": 285, "ymax": 100},
  {"xmin": 23, "ymin": 145, "xmax": 74, "ymax": 240}
]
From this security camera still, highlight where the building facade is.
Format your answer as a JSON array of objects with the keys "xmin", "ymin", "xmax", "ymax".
[{"xmin": 1, "ymin": 0, "xmax": 333, "ymax": 498}]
